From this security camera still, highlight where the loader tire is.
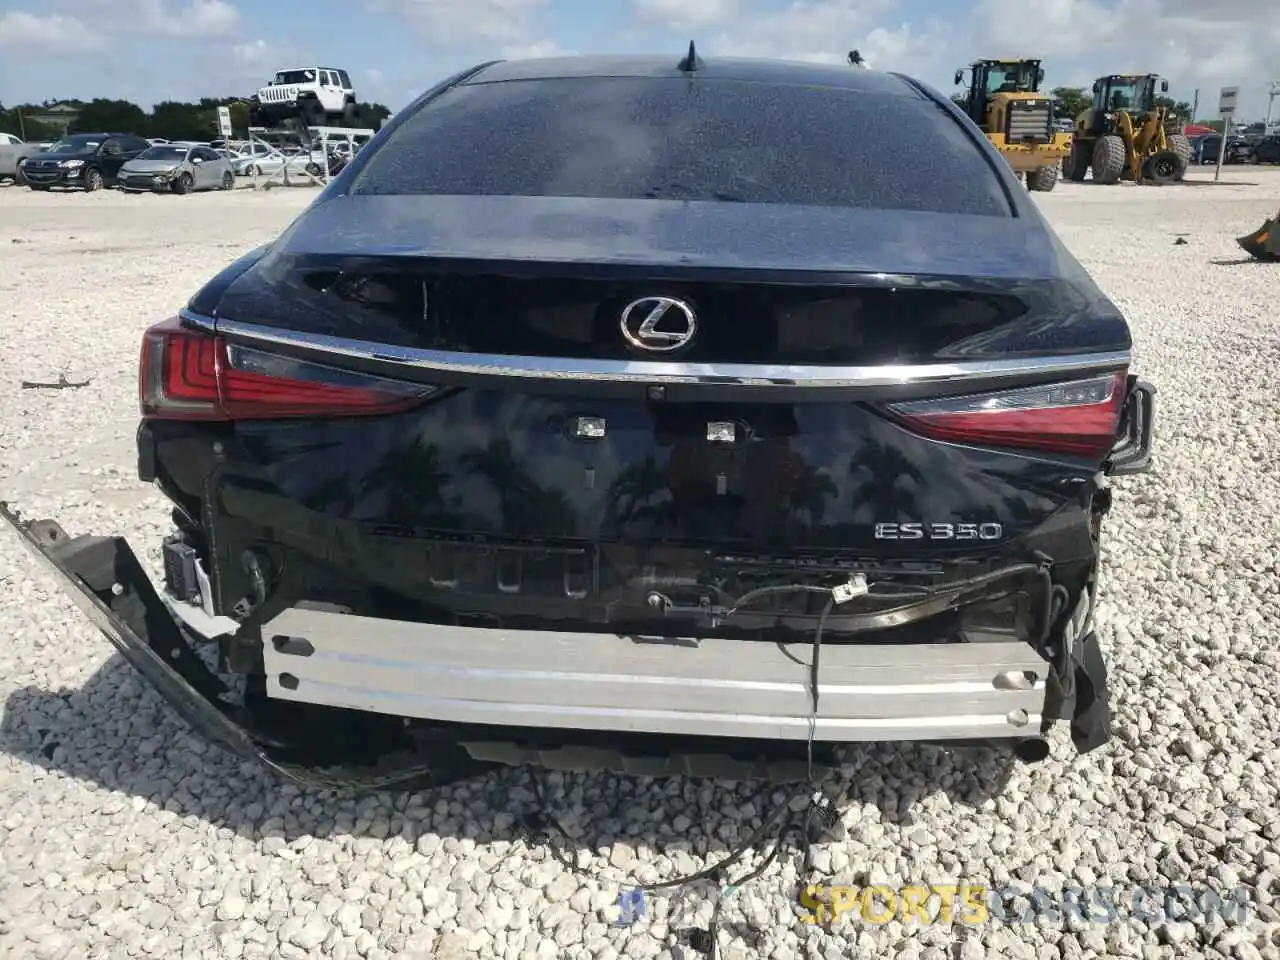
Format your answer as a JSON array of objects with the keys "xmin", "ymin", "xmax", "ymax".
[
  {"xmin": 1142, "ymin": 150, "xmax": 1184, "ymax": 185},
  {"xmin": 1028, "ymin": 163, "xmax": 1059, "ymax": 192},
  {"xmin": 1067, "ymin": 141, "xmax": 1090, "ymax": 181},
  {"xmin": 1091, "ymin": 135, "xmax": 1126, "ymax": 184},
  {"xmin": 1167, "ymin": 134, "xmax": 1192, "ymax": 181}
]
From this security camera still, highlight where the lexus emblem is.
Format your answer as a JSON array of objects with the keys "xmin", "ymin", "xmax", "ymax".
[{"xmin": 619, "ymin": 296, "xmax": 697, "ymax": 353}]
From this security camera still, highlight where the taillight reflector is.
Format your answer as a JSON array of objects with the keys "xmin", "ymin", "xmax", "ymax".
[
  {"xmin": 884, "ymin": 372, "xmax": 1127, "ymax": 458},
  {"xmin": 139, "ymin": 317, "xmax": 435, "ymax": 421}
]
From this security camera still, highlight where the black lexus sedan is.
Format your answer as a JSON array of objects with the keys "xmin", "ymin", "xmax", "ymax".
[{"xmin": 3, "ymin": 52, "xmax": 1155, "ymax": 787}]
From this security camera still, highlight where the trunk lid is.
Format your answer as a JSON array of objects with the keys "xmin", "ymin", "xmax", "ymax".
[
  {"xmin": 213, "ymin": 194, "xmax": 1127, "ymax": 369},
  {"xmin": 176, "ymin": 195, "xmax": 1128, "ymax": 631}
]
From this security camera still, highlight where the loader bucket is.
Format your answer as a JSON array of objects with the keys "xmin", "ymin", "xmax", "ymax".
[{"xmin": 1237, "ymin": 210, "xmax": 1280, "ymax": 261}]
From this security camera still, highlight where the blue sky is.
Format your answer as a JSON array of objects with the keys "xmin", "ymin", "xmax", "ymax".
[{"xmin": 0, "ymin": 0, "xmax": 1276, "ymax": 120}]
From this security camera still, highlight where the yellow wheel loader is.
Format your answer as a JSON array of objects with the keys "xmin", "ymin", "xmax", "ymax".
[
  {"xmin": 1067, "ymin": 74, "xmax": 1192, "ymax": 185},
  {"xmin": 953, "ymin": 59, "xmax": 1071, "ymax": 192},
  {"xmin": 1238, "ymin": 206, "xmax": 1280, "ymax": 261}
]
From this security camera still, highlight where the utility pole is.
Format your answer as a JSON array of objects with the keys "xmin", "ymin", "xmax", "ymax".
[
  {"xmin": 1267, "ymin": 81, "xmax": 1280, "ymax": 130},
  {"xmin": 1191, "ymin": 88, "xmax": 1199, "ymax": 123}
]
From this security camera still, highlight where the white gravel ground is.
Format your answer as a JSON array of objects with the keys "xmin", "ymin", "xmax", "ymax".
[{"xmin": 1, "ymin": 169, "xmax": 1279, "ymax": 960}]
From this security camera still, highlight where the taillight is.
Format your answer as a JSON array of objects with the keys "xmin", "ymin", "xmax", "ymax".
[
  {"xmin": 139, "ymin": 317, "xmax": 436, "ymax": 421},
  {"xmin": 884, "ymin": 371, "xmax": 1127, "ymax": 458}
]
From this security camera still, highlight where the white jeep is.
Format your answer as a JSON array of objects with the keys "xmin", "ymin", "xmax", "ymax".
[{"xmin": 249, "ymin": 67, "xmax": 357, "ymax": 128}]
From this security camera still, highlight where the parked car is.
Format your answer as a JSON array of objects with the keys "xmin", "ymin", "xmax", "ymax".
[
  {"xmin": 118, "ymin": 143, "xmax": 236, "ymax": 194},
  {"xmin": 1249, "ymin": 136, "xmax": 1280, "ymax": 164},
  {"xmin": 1191, "ymin": 134, "xmax": 1251, "ymax": 165},
  {"xmin": 232, "ymin": 145, "xmax": 323, "ymax": 178},
  {"xmin": 20, "ymin": 132, "xmax": 150, "ymax": 191},
  {"xmin": 0, "ymin": 54, "xmax": 1155, "ymax": 786},
  {"xmin": 0, "ymin": 134, "xmax": 50, "ymax": 183}
]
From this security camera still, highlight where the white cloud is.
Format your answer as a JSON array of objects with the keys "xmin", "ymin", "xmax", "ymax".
[
  {"xmin": 970, "ymin": 0, "xmax": 1278, "ymax": 117},
  {"xmin": 0, "ymin": 0, "xmax": 237, "ymax": 61},
  {"xmin": 500, "ymin": 38, "xmax": 575, "ymax": 59},
  {"xmin": 707, "ymin": 0, "xmax": 899, "ymax": 63},
  {"xmin": 368, "ymin": 0, "xmax": 547, "ymax": 47},
  {"xmin": 0, "ymin": 10, "xmax": 104, "ymax": 53},
  {"xmin": 150, "ymin": 0, "xmax": 238, "ymax": 38},
  {"xmin": 698, "ymin": 0, "xmax": 954, "ymax": 93},
  {"xmin": 2, "ymin": 0, "xmax": 1277, "ymax": 120},
  {"xmin": 202, "ymin": 38, "xmax": 305, "ymax": 96},
  {"xmin": 229, "ymin": 38, "xmax": 299, "ymax": 73},
  {"xmin": 632, "ymin": 0, "xmax": 743, "ymax": 30},
  {"xmin": 627, "ymin": 0, "xmax": 1277, "ymax": 119}
]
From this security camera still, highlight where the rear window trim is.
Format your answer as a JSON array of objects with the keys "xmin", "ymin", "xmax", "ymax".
[
  {"xmin": 347, "ymin": 73, "xmax": 1014, "ymax": 217},
  {"xmin": 457, "ymin": 74, "xmax": 927, "ymax": 101}
]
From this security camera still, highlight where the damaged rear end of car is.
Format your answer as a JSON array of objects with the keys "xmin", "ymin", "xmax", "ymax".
[{"xmin": 1, "ymin": 56, "xmax": 1156, "ymax": 786}]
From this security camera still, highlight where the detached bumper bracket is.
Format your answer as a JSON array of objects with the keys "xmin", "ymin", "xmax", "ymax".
[
  {"xmin": 0, "ymin": 503, "xmax": 450, "ymax": 791},
  {"xmin": 1106, "ymin": 377, "xmax": 1156, "ymax": 476},
  {"xmin": 1, "ymin": 504, "xmax": 248, "ymax": 742},
  {"xmin": 1068, "ymin": 630, "xmax": 1112, "ymax": 754}
]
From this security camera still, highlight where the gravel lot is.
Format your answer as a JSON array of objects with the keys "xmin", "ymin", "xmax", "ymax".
[{"xmin": 1, "ymin": 170, "xmax": 1279, "ymax": 960}]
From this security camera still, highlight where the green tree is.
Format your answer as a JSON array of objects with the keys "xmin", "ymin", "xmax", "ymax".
[
  {"xmin": 1154, "ymin": 97, "xmax": 1193, "ymax": 122},
  {"xmin": 1050, "ymin": 86, "xmax": 1090, "ymax": 122},
  {"xmin": 0, "ymin": 103, "xmax": 62, "ymax": 141},
  {"xmin": 352, "ymin": 102, "xmax": 392, "ymax": 129},
  {"xmin": 69, "ymin": 98, "xmax": 149, "ymax": 135},
  {"xmin": 148, "ymin": 100, "xmax": 202, "ymax": 140},
  {"xmin": 14, "ymin": 94, "xmax": 394, "ymax": 141}
]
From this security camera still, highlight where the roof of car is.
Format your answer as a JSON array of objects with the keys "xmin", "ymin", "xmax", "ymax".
[{"xmin": 463, "ymin": 55, "xmax": 926, "ymax": 98}]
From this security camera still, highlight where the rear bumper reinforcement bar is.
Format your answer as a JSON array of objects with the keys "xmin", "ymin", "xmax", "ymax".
[{"xmin": 260, "ymin": 607, "xmax": 1051, "ymax": 742}]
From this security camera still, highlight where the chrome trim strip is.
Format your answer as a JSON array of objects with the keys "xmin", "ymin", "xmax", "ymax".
[{"xmin": 180, "ymin": 309, "xmax": 1131, "ymax": 387}]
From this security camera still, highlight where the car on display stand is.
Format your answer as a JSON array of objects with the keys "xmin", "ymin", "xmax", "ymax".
[{"xmin": 249, "ymin": 66, "xmax": 358, "ymax": 128}]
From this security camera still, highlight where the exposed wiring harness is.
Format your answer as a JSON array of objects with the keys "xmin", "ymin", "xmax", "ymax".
[{"xmin": 498, "ymin": 561, "xmax": 1057, "ymax": 957}]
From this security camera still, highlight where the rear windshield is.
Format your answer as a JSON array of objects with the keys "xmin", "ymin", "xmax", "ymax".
[{"xmin": 351, "ymin": 76, "xmax": 1010, "ymax": 215}]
